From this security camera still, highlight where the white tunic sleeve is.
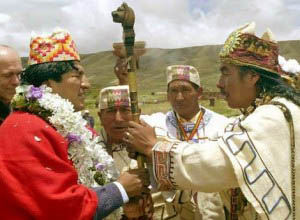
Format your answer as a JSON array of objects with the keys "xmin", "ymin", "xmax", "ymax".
[{"xmin": 152, "ymin": 140, "xmax": 238, "ymax": 192}]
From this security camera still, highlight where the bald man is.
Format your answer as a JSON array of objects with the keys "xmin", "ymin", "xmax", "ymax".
[{"xmin": 0, "ymin": 45, "xmax": 22, "ymax": 124}]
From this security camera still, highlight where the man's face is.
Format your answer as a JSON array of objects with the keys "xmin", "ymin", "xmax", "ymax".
[
  {"xmin": 167, "ymin": 80, "xmax": 202, "ymax": 119},
  {"xmin": 0, "ymin": 48, "xmax": 22, "ymax": 104},
  {"xmin": 47, "ymin": 62, "xmax": 89, "ymax": 111},
  {"xmin": 99, "ymin": 106, "xmax": 132, "ymax": 144},
  {"xmin": 217, "ymin": 63, "xmax": 259, "ymax": 109}
]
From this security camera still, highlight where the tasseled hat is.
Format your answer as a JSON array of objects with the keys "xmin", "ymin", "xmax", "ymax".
[
  {"xmin": 166, "ymin": 65, "xmax": 201, "ymax": 87},
  {"xmin": 28, "ymin": 28, "xmax": 80, "ymax": 65},
  {"xmin": 98, "ymin": 85, "xmax": 130, "ymax": 109},
  {"xmin": 219, "ymin": 22, "xmax": 280, "ymax": 75}
]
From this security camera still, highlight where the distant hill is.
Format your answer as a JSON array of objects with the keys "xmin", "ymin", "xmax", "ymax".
[{"xmin": 21, "ymin": 40, "xmax": 300, "ymax": 94}]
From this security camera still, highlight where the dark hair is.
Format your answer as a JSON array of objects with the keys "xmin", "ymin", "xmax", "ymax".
[
  {"xmin": 239, "ymin": 66, "xmax": 300, "ymax": 106},
  {"xmin": 21, "ymin": 61, "xmax": 78, "ymax": 86}
]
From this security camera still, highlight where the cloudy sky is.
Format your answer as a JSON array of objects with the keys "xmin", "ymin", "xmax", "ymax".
[{"xmin": 0, "ymin": 0, "xmax": 299, "ymax": 56}]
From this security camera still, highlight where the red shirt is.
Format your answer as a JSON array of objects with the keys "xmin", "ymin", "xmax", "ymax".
[{"xmin": 0, "ymin": 111, "xmax": 98, "ymax": 220}]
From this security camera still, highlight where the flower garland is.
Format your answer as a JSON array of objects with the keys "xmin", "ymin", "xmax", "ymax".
[{"xmin": 11, "ymin": 84, "xmax": 122, "ymax": 219}]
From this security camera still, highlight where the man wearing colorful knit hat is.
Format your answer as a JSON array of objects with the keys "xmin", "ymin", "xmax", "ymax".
[
  {"xmin": 124, "ymin": 22, "xmax": 300, "ymax": 220},
  {"xmin": 0, "ymin": 29, "xmax": 150, "ymax": 220},
  {"xmin": 148, "ymin": 65, "xmax": 227, "ymax": 220},
  {"xmin": 114, "ymin": 62, "xmax": 228, "ymax": 219},
  {"xmin": 97, "ymin": 85, "xmax": 155, "ymax": 219},
  {"xmin": 98, "ymin": 85, "xmax": 132, "ymax": 152}
]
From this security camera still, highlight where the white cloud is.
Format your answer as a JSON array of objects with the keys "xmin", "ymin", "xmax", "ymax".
[
  {"xmin": 0, "ymin": 13, "xmax": 10, "ymax": 23},
  {"xmin": 0, "ymin": 0, "xmax": 299, "ymax": 56}
]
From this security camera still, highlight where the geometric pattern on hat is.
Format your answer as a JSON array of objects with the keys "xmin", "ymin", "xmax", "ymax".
[
  {"xmin": 219, "ymin": 22, "xmax": 280, "ymax": 75},
  {"xmin": 98, "ymin": 85, "xmax": 130, "ymax": 110},
  {"xmin": 28, "ymin": 28, "xmax": 80, "ymax": 66},
  {"xmin": 166, "ymin": 65, "xmax": 200, "ymax": 87}
]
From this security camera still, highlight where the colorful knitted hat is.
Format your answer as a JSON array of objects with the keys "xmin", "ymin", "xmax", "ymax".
[
  {"xmin": 98, "ymin": 85, "xmax": 130, "ymax": 109},
  {"xmin": 166, "ymin": 65, "xmax": 200, "ymax": 87},
  {"xmin": 219, "ymin": 22, "xmax": 280, "ymax": 75},
  {"xmin": 28, "ymin": 28, "xmax": 80, "ymax": 65}
]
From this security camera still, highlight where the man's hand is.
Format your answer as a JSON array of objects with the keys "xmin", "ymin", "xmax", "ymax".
[
  {"xmin": 123, "ymin": 194, "xmax": 154, "ymax": 219},
  {"xmin": 123, "ymin": 120, "xmax": 157, "ymax": 160},
  {"xmin": 114, "ymin": 57, "xmax": 129, "ymax": 85},
  {"xmin": 126, "ymin": 145, "xmax": 138, "ymax": 160},
  {"xmin": 117, "ymin": 168, "xmax": 150, "ymax": 198}
]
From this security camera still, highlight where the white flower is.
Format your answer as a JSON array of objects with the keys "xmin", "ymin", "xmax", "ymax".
[
  {"xmin": 16, "ymin": 85, "xmax": 118, "ymax": 186},
  {"xmin": 16, "ymin": 85, "xmax": 30, "ymax": 94}
]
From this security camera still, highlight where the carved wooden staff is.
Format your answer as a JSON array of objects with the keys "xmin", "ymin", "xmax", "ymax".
[
  {"xmin": 112, "ymin": 4, "xmax": 154, "ymax": 220},
  {"xmin": 112, "ymin": 2, "xmax": 145, "ymax": 168}
]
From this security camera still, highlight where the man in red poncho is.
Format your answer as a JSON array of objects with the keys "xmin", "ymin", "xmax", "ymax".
[{"xmin": 0, "ymin": 28, "xmax": 149, "ymax": 220}]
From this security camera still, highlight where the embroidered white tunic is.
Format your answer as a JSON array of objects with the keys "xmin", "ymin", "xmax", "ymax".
[
  {"xmin": 142, "ymin": 107, "xmax": 229, "ymax": 220},
  {"xmin": 151, "ymin": 97, "xmax": 300, "ymax": 220}
]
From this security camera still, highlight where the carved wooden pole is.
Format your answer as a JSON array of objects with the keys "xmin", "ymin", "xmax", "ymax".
[
  {"xmin": 112, "ymin": 41, "xmax": 146, "ymax": 70},
  {"xmin": 112, "ymin": 2, "xmax": 146, "ymax": 171},
  {"xmin": 112, "ymin": 4, "xmax": 154, "ymax": 219}
]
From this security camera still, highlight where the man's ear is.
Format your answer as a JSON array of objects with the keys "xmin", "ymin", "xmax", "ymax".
[
  {"xmin": 249, "ymin": 71, "xmax": 260, "ymax": 85},
  {"xmin": 43, "ymin": 79, "xmax": 57, "ymax": 90},
  {"xmin": 167, "ymin": 92, "xmax": 171, "ymax": 102},
  {"xmin": 252, "ymin": 74, "xmax": 260, "ymax": 85},
  {"xmin": 243, "ymin": 69, "xmax": 260, "ymax": 86},
  {"xmin": 197, "ymin": 87, "xmax": 203, "ymax": 98},
  {"xmin": 42, "ymin": 80, "xmax": 50, "ymax": 87}
]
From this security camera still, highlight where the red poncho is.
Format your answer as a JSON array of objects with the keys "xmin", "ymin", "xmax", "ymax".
[{"xmin": 0, "ymin": 111, "xmax": 98, "ymax": 220}]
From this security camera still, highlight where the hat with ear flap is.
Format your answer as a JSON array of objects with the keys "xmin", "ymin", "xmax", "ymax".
[
  {"xmin": 166, "ymin": 65, "xmax": 200, "ymax": 87},
  {"xmin": 219, "ymin": 22, "xmax": 281, "ymax": 75},
  {"xmin": 28, "ymin": 28, "xmax": 80, "ymax": 66}
]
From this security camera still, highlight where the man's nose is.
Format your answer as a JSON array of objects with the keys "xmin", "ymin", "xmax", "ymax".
[
  {"xmin": 81, "ymin": 75, "xmax": 91, "ymax": 90},
  {"xmin": 115, "ymin": 110, "xmax": 124, "ymax": 121},
  {"xmin": 11, "ymin": 74, "xmax": 20, "ymax": 86},
  {"xmin": 175, "ymin": 92, "xmax": 184, "ymax": 101}
]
